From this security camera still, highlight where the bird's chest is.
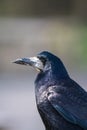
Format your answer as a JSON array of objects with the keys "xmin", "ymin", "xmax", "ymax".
[
  {"xmin": 35, "ymin": 85, "xmax": 54, "ymax": 118},
  {"xmin": 35, "ymin": 86, "xmax": 48, "ymax": 106},
  {"xmin": 35, "ymin": 86, "xmax": 58, "ymax": 121},
  {"xmin": 35, "ymin": 87, "xmax": 63, "ymax": 130}
]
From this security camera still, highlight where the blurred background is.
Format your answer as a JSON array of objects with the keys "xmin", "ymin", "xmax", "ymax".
[{"xmin": 0, "ymin": 0, "xmax": 87, "ymax": 130}]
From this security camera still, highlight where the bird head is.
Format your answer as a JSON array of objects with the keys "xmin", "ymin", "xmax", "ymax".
[{"xmin": 13, "ymin": 51, "xmax": 69, "ymax": 78}]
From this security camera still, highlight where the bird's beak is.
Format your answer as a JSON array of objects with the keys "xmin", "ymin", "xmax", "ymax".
[{"xmin": 13, "ymin": 57, "xmax": 43, "ymax": 72}]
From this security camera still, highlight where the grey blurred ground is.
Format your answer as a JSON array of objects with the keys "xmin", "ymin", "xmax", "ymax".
[{"xmin": 0, "ymin": 17, "xmax": 87, "ymax": 130}]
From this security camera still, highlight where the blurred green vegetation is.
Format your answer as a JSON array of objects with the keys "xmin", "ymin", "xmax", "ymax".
[
  {"xmin": 47, "ymin": 23, "xmax": 87, "ymax": 68},
  {"xmin": 0, "ymin": 0, "xmax": 73, "ymax": 16},
  {"xmin": 0, "ymin": 0, "xmax": 87, "ymax": 22},
  {"xmin": 81, "ymin": 26, "xmax": 87, "ymax": 59}
]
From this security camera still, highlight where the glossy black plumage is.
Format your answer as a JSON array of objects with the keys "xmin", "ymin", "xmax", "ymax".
[
  {"xmin": 14, "ymin": 51, "xmax": 87, "ymax": 130},
  {"xmin": 35, "ymin": 51, "xmax": 87, "ymax": 130}
]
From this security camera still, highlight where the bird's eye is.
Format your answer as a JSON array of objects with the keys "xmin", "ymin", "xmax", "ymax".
[{"xmin": 38, "ymin": 56, "xmax": 47, "ymax": 66}]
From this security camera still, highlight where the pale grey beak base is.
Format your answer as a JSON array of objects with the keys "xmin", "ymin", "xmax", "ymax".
[{"xmin": 13, "ymin": 57, "xmax": 43, "ymax": 71}]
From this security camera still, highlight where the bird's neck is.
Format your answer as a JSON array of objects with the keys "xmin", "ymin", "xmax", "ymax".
[
  {"xmin": 35, "ymin": 68, "xmax": 69, "ymax": 88},
  {"xmin": 35, "ymin": 70, "xmax": 52, "ymax": 87}
]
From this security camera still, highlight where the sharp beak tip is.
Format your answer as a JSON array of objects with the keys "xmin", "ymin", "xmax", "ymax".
[
  {"xmin": 12, "ymin": 60, "xmax": 17, "ymax": 64},
  {"xmin": 12, "ymin": 58, "xmax": 23, "ymax": 64}
]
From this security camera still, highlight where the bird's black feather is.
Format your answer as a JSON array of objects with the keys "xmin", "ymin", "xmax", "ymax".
[
  {"xmin": 35, "ymin": 51, "xmax": 86, "ymax": 130},
  {"xmin": 14, "ymin": 51, "xmax": 86, "ymax": 130}
]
